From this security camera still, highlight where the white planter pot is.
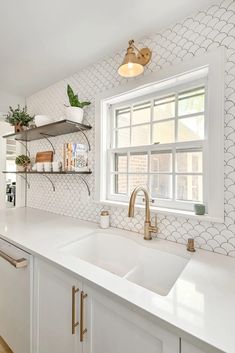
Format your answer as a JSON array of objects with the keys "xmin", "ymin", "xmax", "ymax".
[
  {"xmin": 17, "ymin": 165, "xmax": 26, "ymax": 172},
  {"xmin": 35, "ymin": 115, "xmax": 55, "ymax": 127},
  {"xmin": 65, "ymin": 107, "xmax": 84, "ymax": 124}
]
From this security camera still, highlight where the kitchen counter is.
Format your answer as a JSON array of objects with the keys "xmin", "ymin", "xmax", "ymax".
[{"xmin": 0, "ymin": 207, "xmax": 234, "ymax": 353}]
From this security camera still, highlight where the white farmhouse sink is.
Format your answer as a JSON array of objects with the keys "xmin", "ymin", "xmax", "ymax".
[
  {"xmin": 61, "ymin": 233, "xmax": 138, "ymax": 276},
  {"xmin": 61, "ymin": 232, "xmax": 189, "ymax": 296},
  {"xmin": 124, "ymin": 248, "xmax": 189, "ymax": 296}
]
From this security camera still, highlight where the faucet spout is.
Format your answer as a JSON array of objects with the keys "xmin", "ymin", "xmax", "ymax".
[{"xmin": 128, "ymin": 186, "xmax": 157, "ymax": 240}]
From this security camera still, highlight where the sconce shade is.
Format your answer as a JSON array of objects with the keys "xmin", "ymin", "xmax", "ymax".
[{"xmin": 118, "ymin": 46, "xmax": 144, "ymax": 78}]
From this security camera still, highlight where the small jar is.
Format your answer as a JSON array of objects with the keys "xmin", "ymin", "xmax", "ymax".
[{"xmin": 100, "ymin": 211, "xmax": 110, "ymax": 229}]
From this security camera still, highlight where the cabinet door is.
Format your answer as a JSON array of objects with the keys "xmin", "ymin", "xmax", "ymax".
[
  {"xmin": 181, "ymin": 340, "xmax": 207, "ymax": 353},
  {"xmin": 82, "ymin": 284, "xmax": 179, "ymax": 353},
  {"xmin": 33, "ymin": 259, "xmax": 82, "ymax": 353},
  {"xmin": 0, "ymin": 239, "xmax": 31, "ymax": 353}
]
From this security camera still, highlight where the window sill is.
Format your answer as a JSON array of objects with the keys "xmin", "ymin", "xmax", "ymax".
[{"xmin": 98, "ymin": 200, "xmax": 224, "ymax": 223}]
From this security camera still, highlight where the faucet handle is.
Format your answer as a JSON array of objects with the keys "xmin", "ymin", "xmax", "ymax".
[
  {"xmin": 149, "ymin": 224, "xmax": 158, "ymax": 234},
  {"xmin": 142, "ymin": 198, "xmax": 154, "ymax": 204}
]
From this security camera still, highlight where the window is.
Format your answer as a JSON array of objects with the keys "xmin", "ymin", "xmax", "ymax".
[
  {"xmin": 108, "ymin": 86, "xmax": 205, "ymax": 211},
  {"xmin": 96, "ymin": 50, "xmax": 224, "ymax": 220}
]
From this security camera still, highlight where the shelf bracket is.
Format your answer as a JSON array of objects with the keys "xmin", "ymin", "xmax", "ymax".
[
  {"xmin": 41, "ymin": 174, "xmax": 56, "ymax": 192},
  {"xmin": 17, "ymin": 174, "xmax": 30, "ymax": 189},
  {"xmin": 74, "ymin": 124, "xmax": 91, "ymax": 151},
  {"xmin": 18, "ymin": 141, "xmax": 31, "ymax": 157},
  {"xmin": 39, "ymin": 133, "xmax": 56, "ymax": 154},
  {"xmin": 75, "ymin": 175, "xmax": 91, "ymax": 196}
]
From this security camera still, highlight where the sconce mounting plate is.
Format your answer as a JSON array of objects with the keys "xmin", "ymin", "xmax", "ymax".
[{"xmin": 136, "ymin": 48, "xmax": 152, "ymax": 66}]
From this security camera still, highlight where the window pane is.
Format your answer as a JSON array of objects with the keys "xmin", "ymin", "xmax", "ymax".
[
  {"xmin": 129, "ymin": 174, "xmax": 148, "ymax": 194},
  {"xmin": 113, "ymin": 174, "xmax": 127, "ymax": 194},
  {"xmin": 131, "ymin": 124, "xmax": 150, "ymax": 146},
  {"xmin": 178, "ymin": 116, "xmax": 204, "ymax": 142},
  {"xmin": 151, "ymin": 152, "xmax": 172, "ymax": 172},
  {"xmin": 176, "ymin": 175, "xmax": 202, "ymax": 202},
  {"xmin": 132, "ymin": 102, "xmax": 151, "ymax": 125},
  {"xmin": 114, "ymin": 154, "xmax": 127, "ymax": 172},
  {"xmin": 176, "ymin": 150, "xmax": 202, "ymax": 173},
  {"xmin": 150, "ymin": 174, "xmax": 172, "ymax": 199},
  {"xmin": 115, "ymin": 107, "xmax": 130, "ymax": 128},
  {"xmin": 178, "ymin": 88, "xmax": 205, "ymax": 116},
  {"xmin": 154, "ymin": 96, "xmax": 175, "ymax": 121},
  {"xmin": 116, "ymin": 128, "xmax": 130, "ymax": 147},
  {"xmin": 153, "ymin": 120, "xmax": 175, "ymax": 144},
  {"xmin": 130, "ymin": 153, "xmax": 148, "ymax": 173}
]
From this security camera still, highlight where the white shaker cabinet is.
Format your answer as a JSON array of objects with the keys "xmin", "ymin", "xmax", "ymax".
[
  {"xmin": 82, "ymin": 283, "xmax": 179, "ymax": 353},
  {"xmin": 181, "ymin": 340, "xmax": 207, "ymax": 353},
  {"xmin": 34, "ymin": 259, "xmax": 212, "ymax": 353},
  {"xmin": 0, "ymin": 238, "xmax": 31, "ymax": 353},
  {"xmin": 33, "ymin": 259, "xmax": 82, "ymax": 353}
]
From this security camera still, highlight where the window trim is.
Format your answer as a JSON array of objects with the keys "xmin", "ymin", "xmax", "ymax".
[
  {"xmin": 95, "ymin": 48, "xmax": 225, "ymax": 222},
  {"xmin": 107, "ymin": 83, "xmax": 206, "ymax": 211}
]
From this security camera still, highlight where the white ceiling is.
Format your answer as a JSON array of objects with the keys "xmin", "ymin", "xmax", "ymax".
[{"xmin": 0, "ymin": 0, "xmax": 219, "ymax": 97}]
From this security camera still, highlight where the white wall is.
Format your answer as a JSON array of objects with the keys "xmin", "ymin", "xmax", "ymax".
[{"xmin": 0, "ymin": 90, "xmax": 25, "ymax": 114}]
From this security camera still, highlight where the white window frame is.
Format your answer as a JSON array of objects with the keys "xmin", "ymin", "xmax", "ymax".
[
  {"xmin": 95, "ymin": 49, "xmax": 224, "ymax": 222},
  {"xmin": 107, "ymin": 82, "xmax": 206, "ymax": 211}
]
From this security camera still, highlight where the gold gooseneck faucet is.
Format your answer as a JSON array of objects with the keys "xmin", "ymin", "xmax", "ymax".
[{"xmin": 128, "ymin": 186, "xmax": 158, "ymax": 240}]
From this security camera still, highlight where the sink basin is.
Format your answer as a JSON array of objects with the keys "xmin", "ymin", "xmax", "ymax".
[
  {"xmin": 61, "ymin": 232, "xmax": 189, "ymax": 296},
  {"xmin": 124, "ymin": 248, "xmax": 189, "ymax": 296},
  {"xmin": 61, "ymin": 232, "xmax": 139, "ymax": 276}
]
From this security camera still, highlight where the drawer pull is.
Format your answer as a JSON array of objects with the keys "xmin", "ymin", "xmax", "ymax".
[
  {"xmin": 72, "ymin": 286, "xmax": 79, "ymax": 334},
  {"xmin": 80, "ymin": 291, "xmax": 88, "ymax": 342},
  {"xmin": 0, "ymin": 249, "xmax": 27, "ymax": 269}
]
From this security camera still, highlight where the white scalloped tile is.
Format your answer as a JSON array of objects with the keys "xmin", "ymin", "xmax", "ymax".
[{"xmin": 26, "ymin": 0, "xmax": 235, "ymax": 257}]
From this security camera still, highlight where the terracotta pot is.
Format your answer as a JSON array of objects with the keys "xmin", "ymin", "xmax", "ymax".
[{"xmin": 14, "ymin": 123, "xmax": 24, "ymax": 133}]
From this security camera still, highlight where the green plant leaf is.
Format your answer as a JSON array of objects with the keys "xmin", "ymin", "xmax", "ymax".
[
  {"xmin": 66, "ymin": 84, "xmax": 91, "ymax": 109},
  {"xmin": 15, "ymin": 154, "xmax": 30, "ymax": 166},
  {"xmin": 5, "ymin": 105, "xmax": 34, "ymax": 127},
  {"xmin": 67, "ymin": 84, "xmax": 76, "ymax": 107},
  {"xmin": 80, "ymin": 101, "xmax": 91, "ymax": 109}
]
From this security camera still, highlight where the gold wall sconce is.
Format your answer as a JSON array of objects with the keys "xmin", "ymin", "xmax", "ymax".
[{"xmin": 118, "ymin": 39, "xmax": 152, "ymax": 78}]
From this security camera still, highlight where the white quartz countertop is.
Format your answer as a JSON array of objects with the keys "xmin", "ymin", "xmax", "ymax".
[{"xmin": 0, "ymin": 207, "xmax": 234, "ymax": 353}]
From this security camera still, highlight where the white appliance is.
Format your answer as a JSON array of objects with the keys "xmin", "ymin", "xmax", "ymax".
[{"xmin": 0, "ymin": 238, "xmax": 32, "ymax": 353}]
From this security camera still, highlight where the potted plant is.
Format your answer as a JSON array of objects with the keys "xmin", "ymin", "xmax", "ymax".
[
  {"xmin": 5, "ymin": 105, "xmax": 34, "ymax": 133},
  {"xmin": 15, "ymin": 155, "xmax": 31, "ymax": 171},
  {"xmin": 65, "ymin": 84, "xmax": 91, "ymax": 123}
]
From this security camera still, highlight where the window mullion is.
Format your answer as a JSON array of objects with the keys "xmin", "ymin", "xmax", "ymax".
[
  {"xmin": 111, "ymin": 105, "xmax": 116, "ymax": 149},
  {"xmin": 175, "ymin": 92, "xmax": 178, "ymax": 143},
  {"xmin": 127, "ymin": 150, "xmax": 130, "ymax": 196},
  {"xmin": 109, "ymin": 141, "xmax": 204, "ymax": 155},
  {"xmin": 150, "ymin": 98, "xmax": 154, "ymax": 144},
  {"xmin": 148, "ymin": 98, "xmax": 154, "ymax": 196},
  {"xmin": 130, "ymin": 104, "xmax": 133, "ymax": 146},
  {"xmin": 172, "ymin": 146, "xmax": 176, "ymax": 201},
  {"xmin": 148, "ymin": 150, "xmax": 151, "ymax": 195}
]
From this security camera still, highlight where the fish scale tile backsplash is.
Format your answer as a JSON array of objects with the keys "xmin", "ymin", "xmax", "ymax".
[{"xmin": 26, "ymin": 0, "xmax": 235, "ymax": 257}]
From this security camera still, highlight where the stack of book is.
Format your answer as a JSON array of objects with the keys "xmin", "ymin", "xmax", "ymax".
[{"xmin": 63, "ymin": 143, "xmax": 89, "ymax": 172}]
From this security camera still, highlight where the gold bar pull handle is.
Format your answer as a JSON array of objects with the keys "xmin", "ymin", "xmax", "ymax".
[
  {"xmin": 72, "ymin": 286, "xmax": 79, "ymax": 334},
  {"xmin": 80, "ymin": 291, "xmax": 88, "ymax": 342},
  {"xmin": 0, "ymin": 249, "xmax": 27, "ymax": 269}
]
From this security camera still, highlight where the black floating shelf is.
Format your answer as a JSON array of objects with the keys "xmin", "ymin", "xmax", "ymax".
[
  {"xmin": 2, "ymin": 171, "xmax": 92, "ymax": 175},
  {"xmin": 3, "ymin": 119, "xmax": 92, "ymax": 142}
]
